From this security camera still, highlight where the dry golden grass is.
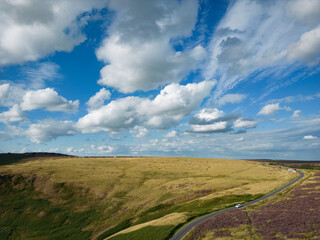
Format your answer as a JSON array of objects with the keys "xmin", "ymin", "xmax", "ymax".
[
  {"xmin": 0, "ymin": 157, "xmax": 295, "ymax": 237},
  {"xmin": 1, "ymin": 157, "xmax": 293, "ymax": 203},
  {"xmin": 106, "ymin": 212, "xmax": 188, "ymax": 239}
]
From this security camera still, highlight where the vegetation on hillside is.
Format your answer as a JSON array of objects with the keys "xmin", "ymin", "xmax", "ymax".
[
  {"xmin": 185, "ymin": 171, "xmax": 320, "ymax": 239},
  {"xmin": 0, "ymin": 156, "xmax": 295, "ymax": 240}
]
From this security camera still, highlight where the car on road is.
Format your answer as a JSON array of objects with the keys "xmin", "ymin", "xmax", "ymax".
[{"xmin": 235, "ymin": 204, "xmax": 243, "ymax": 208}]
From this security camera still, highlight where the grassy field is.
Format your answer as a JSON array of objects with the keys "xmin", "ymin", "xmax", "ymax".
[{"xmin": 0, "ymin": 156, "xmax": 295, "ymax": 240}]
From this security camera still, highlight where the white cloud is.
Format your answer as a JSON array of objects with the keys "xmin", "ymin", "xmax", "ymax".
[
  {"xmin": 188, "ymin": 108, "xmax": 256, "ymax": 133},
  {"xmin": 96, "ymin": 145, "xmax": 114, "ymax": 154},
  {"xmin": 1, "ymin": 82, "xmax": 79, "ymax": 114},
  {"xmin": 77, "ymin": 81, "xmax": 215, "ymax": 133},
  {"xmin": 0, "ymin": 0, "xmax": 108, "ymax": 65},
  {"xmin": 258, "ymin": 103, "xmax": 281, "ymax": 116},
  {"xmin": 286, "ymin": 0, "xmax": 320, "ymax": 26},
  {"xmin": 189, "ymin": 121, "xmax": 230, "ymax": 133},
  {"xmin": 96, "ymin": 0, "xmax": 203, "ymax": 93},
  {"xmin": 21, "ymin": 88, "xmax": 79, "ymax": 112},
  {"xmin": 192, "ymin": 108, "xmax": 224, "ymax": 122},
  {"xmin": 303, "ymin": 135, "xmax": 318, "ymax": 140},
  {"xmin": 204, "ymin": 0, "xmax": 319, "ymax": 100},
  {"xmin": 235, "ymin": 137, "xmax": 244, "ymax": 142},
  {"xmin": 66, "ymin": 147, "xmax": 75, "ymax": 153},
  {"xmin": 165, "ymin": 130, "xmax": 178, "ymax": 138},
  {"xmin": 130, "ymin": 126, "xmax": 148, "ymax": 138},
  {"xmin": 292, "ymin": 110, "xmax": 302, "ymax": 118},
  {"xmin": 86, "ymin": 88, "xmax": 111, "ymax": 111},
  {"xmin": 77, "ymin": 96, "xmax": 143, "ymax": 134},
  {"xmin": 287, "ymin": 25, "xmax": 320, "ymax": 64},
  {"xmin": 217, "ymin": 93, "xmax": 246, "ymax": 105},
  {"xmin": 233, "ymin": 118, "xmax": 257, "ymax": 129},
  {"xmin": 49, "ymin": 148, "xmax": 60, "ymax": 153},
  {"xmin": 189, "ymin": 108, "xmax": 241, "ymax": 125},
  {"xmin": 0, "ymin": 105, "xmax": 25, "ymax": 124},
  {"xmin": 26, "ymin": 120, "xmax": 77, "ymax": 143},
  {"xmin": 267, "ymin": 93, "xmax": 320, "ymax": 104},
  {"xmin": 0, "ymin": 83, "xmax": 10, "ymax": 99}
]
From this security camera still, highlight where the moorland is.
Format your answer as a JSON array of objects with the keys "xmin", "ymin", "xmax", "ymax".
[
  {"xmin": 185, "ymin": 167, "xmax": 320, "ymax": 239},
  {"xmin": 0, "ymin": 154, "xmax": 296, "ymax": 240}
]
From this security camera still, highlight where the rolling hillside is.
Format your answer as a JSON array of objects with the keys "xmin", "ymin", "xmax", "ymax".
[{"xmin": 0, "ymin": 155, "xmax": 295, "ymax": 240}]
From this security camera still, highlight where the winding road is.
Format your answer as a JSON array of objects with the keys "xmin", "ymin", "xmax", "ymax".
[{"xmin": 170, "ymin": 168, "xmax": 304, "ymax": 240}]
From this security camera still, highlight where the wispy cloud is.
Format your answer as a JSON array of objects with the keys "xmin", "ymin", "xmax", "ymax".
[
  {"xmin": 204, "ymin": 0, "xmax": 320, "ymax": 101},
  {"xmin": 22, "ymin": 62, "xmax": 61, "ymax": 89}
]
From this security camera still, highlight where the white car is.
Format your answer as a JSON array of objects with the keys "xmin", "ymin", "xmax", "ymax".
[{"xmin": 235, "ymin": 204, "xmax": 243, "ymax": 208}]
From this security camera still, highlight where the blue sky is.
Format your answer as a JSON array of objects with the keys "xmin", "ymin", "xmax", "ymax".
[{"xmin": 0, "ymin": 0, "xmax": 319, "ymax": 160}]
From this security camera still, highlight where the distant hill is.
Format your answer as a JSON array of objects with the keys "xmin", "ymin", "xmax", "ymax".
[
  {"xmin": 0, "ymin": 152, "xmax": 73, "ymax": 166},
  {"xmin": 246, "ymin": 159, "xmax": 320, "ymax": 164}
]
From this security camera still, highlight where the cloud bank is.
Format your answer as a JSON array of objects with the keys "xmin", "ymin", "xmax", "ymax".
[{"xmin": 77, "ymin": 81, "xmax": 215, "ymax": 133}]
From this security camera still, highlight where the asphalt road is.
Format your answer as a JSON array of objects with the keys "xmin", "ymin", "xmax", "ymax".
[{"xmin": 170, "ymin": 168, "xmax": 304, "ymax": 240}]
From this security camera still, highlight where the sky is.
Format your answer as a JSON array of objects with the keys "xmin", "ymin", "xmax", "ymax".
[{"xmin": 0, "ymin": 0, "xmax": 319, "ymax": 160}]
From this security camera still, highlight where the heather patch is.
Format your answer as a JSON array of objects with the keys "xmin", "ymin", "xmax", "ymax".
[
  {"xmin": 250, "ymin": 172, "xmax": 320, "ymax": 239},
  {"xmin": 184, "ymin": 210, "xmax": 249, "ymax": 240}
]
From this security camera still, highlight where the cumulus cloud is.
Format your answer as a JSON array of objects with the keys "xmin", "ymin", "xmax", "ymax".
[
  {"xmin": 66, "ymin": 147, "xmax": 75, "ymax": 153},
  {"xmin": 165, "ymin": 130, "xmax": 178, "ymax": 138},
  {"xmin": 188, "ymin": 108, "xmax": 256, "ymax": 133},
  {"xmin": 189, "ymin": 108, "xmax": 239, "ymax": 125},
  {"xmin": 292, "ymin": 110, "xmax": 302, "ymax": 118},
  {"xmin": 217, "ymin": 93, "xmax": 246, "ymax": 105},
  {"xmin": 303, "ymin": 135, "xmax": 318, "ymax": 140},
  {"xmin": 21, "ymin": 88, "xmax": 79, "ymax": 112},
  {"xmin": 130, "ymin": 126, "xmax": 148, "ymax": 138},
  {"xmin": 26, "ymin": 120, "xmax": 77, "ymax": 143},
  {"xmin": 96, "ymin": 145, "xmax": 114, "ymax": 154},
  {"xmin": 96, "ymin": 0, "xmax": 204, "ymax": 92},
  {"xmin": 0, "ymin": 0, "xmax": 108, "ymax": 65},
  {"xmin": 86, "ymin": 88, "xmax": 111, "ymax": 111},
  {"xmin": 77, "ymin": 81, "xmax": 215, "ymax": 133},
  {"xmin": 233, "ymin": 118, "xmax": 257, "ymax": 129},
  {"xmin": 189, "ymin": 121, "xmax": 232, "ymax": 133},
  {"xmin": 0, "ymin": 105, "xmax": 25, "ymax": 124},
  {"xmin": 1, "ymin": 79, "xmax": 81, "ymax": 114},
  {"xmin": 205, "ymin": 0, "xmax": 320, "ymax": 100},
  {"xmin": 258, "ymin": 103, "xmax": 281, "ymax": 116},
  {"xmin": 287, "ymin": 25, "xmax": 320, "ymax": 64}
]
